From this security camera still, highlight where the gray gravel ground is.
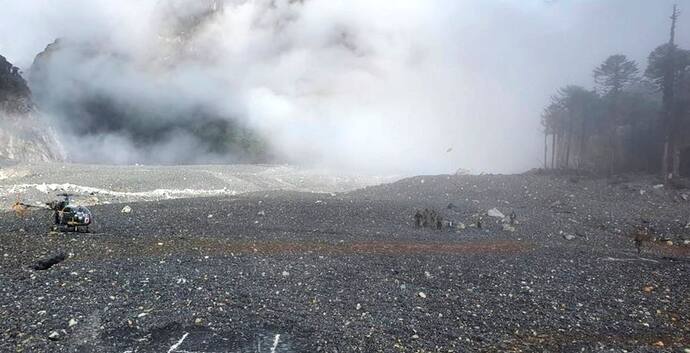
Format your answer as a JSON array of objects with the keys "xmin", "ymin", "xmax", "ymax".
[
  {"xmin": 0, "ymin": 162, "xmax": 397, "ymax": 207},
  {"xmin": 1, "ymin": 170, "xmax": 689, "ymax": 352}
]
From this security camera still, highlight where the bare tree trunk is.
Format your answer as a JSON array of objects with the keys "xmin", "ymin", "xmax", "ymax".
[
  {"xmin": 672, "ymin": 141, "xmax": 681, "ymax": 177},
  {"xmin": 551, "ymin": 133, "xmax": 556, "ymax": 169},
  {"xmin": 608, "ymin": 124, "xmax": 616, "ymax": 177},
  {"xmin": 544, "ymin": 131, "xmax": 549, "ymax": 169},
  {"xmin": 663, "ymin": 5, "xmax": 679, "ymax": 183},
  {"xmin": 565, "ymin": 112, "xmax": 573, "ymax": 169},
  {"xmin": 579, "ymin": 117, "xmax": 587, "ymax": 169}
]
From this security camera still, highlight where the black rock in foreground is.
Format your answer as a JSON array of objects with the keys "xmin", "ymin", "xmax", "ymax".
[
  {"xmin": 0, "ymin": 173, "xmax": 689, "ymax": 352},
  {"xmin": 31, "ymin": 252, "xmax": 66, "ymax": 271}
]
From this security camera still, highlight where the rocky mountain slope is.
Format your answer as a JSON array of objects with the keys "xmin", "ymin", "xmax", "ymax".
[
  {"xmin": 27, "ymin": 0, "xmax": 269, "ymax": 165},
  {"xmin": 0, "ymin": 54, "xmax": 62, "ymax": 162}
]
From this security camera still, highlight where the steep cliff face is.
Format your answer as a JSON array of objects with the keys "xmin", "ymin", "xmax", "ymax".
[
  {"xmin": 27, "ymin": 1, "xmax": 270, "ymax": 165},
  {"xmin": 0, "ymin": 54, "xmax": 63, "ymax": 162}
]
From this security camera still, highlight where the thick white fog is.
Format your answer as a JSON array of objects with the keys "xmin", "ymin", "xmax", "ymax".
[{"xmin": 0, "ymin": 0, "xmax": 688, "ymax": 174}]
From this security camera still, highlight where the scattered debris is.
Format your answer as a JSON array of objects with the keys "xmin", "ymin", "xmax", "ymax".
[
  {"xmin": 502, "ymin": 224, "xmax": 516, "ymax": 232},
  {"xmin": 11, "ymin": 201, "xmax": 31, "ymax": 218},
  {"xmin": 168, "ymin": 333, "xmax": 189, "ymax": 353},
  {"xmin": 32, "ymin": 252, "xmax": 66, "ymax": 271},
  {"xmin": 563, "ymin": 234, "xmax": 576, "ymax": 241},
  {"xmin": 487, "ymin": 208, "xmax": 505, "ymax": 219},
  {"xmin": 48, "ymin": 330, "xmax": 62, "ymax": 341}
]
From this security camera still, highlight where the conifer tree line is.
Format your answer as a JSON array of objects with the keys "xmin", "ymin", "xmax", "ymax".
[{"xmin": 541, "ymin": 5, "xmax": 689, "ymax": 182}]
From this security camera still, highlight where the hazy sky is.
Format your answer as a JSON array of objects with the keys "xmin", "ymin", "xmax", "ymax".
[{"xmin": 0, "ymin": 0, "xmax": 688, "ymax": 174}]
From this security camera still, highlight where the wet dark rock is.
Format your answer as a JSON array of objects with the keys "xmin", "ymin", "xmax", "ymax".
[{"xmin": 32, "ymin": 252, "xmax": 66, "ymax": 270}]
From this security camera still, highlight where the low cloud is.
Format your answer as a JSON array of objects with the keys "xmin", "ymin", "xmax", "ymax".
[{"xmin": 0, "ymin": 0, "xmax": 687, "ymax": 174}]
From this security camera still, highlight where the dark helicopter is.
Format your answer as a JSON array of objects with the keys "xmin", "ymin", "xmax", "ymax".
[{"xmin": 46, "ymin": 193, "xmax": 93, "ymax": 233}]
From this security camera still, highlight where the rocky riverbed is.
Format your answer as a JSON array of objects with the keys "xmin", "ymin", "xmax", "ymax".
[{"xmin": 1, "ymin": 169, "xmax": 689, "ymax": 352}]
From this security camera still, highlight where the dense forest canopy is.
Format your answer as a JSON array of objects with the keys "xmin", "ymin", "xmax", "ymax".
[{"xmin": 541, "ymin": 5, "xmax": 690, "ymax": 181}]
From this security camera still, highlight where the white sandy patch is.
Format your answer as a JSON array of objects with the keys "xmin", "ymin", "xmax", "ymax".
[{"xmin": 5, "ymin": 183, "xmax": 238, "ymax": 200}]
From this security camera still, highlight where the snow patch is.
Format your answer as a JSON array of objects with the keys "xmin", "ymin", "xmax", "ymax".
[{"xmin": 5, "ymin": 183, "xmax": 238, "ymax": 201}]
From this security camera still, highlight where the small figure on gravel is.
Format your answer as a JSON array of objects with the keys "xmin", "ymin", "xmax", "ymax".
[
  {"xmin": 632, "ymin": 223, "xmax": 654, "ymax": 255},
  {"xmin": 414, "ymin": 209, "xmax": 444, "ymax": 230},
  {"xmin": 414, "ymin": 210, "xmax": 424, "ymax": 228}
]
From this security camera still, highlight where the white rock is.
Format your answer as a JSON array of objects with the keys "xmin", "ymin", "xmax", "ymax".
[
  {"xmin": 121, "ymin": 205, "xmax": 132, "ymax": 214},
  {"xmin": 68, "ymin": 318, "xmax": 78, "ymax": 327},
  {"xmin": 355, "ymin": 303, "xmax": 361, "ymax": 310},
  {"xmin": 487, "ymin": 208, "xmax": 505, "ymax": 218},
  {"xmin": 563, "ymin": 234, "xmax": 576, "ymax": 241},
  {"xmin": 282, "ymin": 271, "xmax": 290, "ymax": 277},
  {"xmin": 653, "ymin": 184, "xmax": 664, "ymax": 189},
  {"xmin": 137, "ymin": 312, "xmax": 148, "ymax": 318},
  {"xmin": 48, "ymin": 331, "xmax": 61, "ymax": 340},
  {"xmin": 418, "ymin": 292, "xmax": 427, "ymax": 299},
  {"xmin": 502, "ymin": 224, "xmax": 516, "ymax": 232},
  {"xmin": 207, "ymin": 214, "xmax": 213, "ymax": 218}
]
